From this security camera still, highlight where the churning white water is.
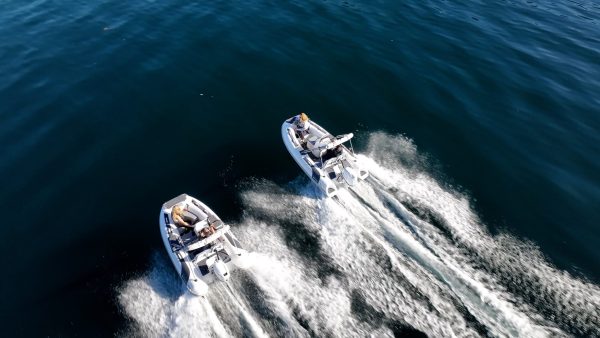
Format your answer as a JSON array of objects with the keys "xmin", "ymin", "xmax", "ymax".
[{"xmin": 118, "ymin": 132, "xmax": 599, "ymax": 337}]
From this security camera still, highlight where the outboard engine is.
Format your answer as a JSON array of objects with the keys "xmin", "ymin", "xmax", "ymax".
[{"xmin": 212, "ymin": 259, "xmax": 230, "ymax": 282}]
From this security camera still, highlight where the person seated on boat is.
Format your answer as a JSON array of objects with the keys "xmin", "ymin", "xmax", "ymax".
[
  {"xmin": 294, "ymin": 112, "xmax": 311, "ymax": 141},
  {"xmin": 199, "ymin": 223, "xmax": 216, "ymax": 238},
  {"xmin": 172, "ymin": 205, "xmax": 197, "ymax": 229}
]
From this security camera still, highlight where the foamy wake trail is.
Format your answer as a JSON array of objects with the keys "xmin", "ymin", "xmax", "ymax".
[
  {"xmin": 359, "ymin": 132, "xmax": 600, "ymax": 336},
  {"xmin": 117, "ymin": 255, "xmax": 231, "ymax": 337},
  {"xmin": 237, "ymin": 182, "xmax": 484, "ymax": 337},
  {"xmin": 118, "ymin": 132, "xmax": 599, "ymax": 337}
]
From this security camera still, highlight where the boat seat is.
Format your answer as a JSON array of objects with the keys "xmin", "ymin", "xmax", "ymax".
[
  {"xmin": 186, "ymin": 204, "xmax": 208, "ymax": 222},
  {"xmin": 169, "ymin": 204, "xmax": 203, "ymax": 226},
  {"xmin": 169, "ymin": 203, "xmax": 208, "ymax": 241},
  {"xmin": 181, "ymin": 210, "xmax": 199, "ymax": 225}
]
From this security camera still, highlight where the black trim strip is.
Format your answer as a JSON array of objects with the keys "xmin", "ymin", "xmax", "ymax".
[
  {"xmin": 312, "ymin": 168, "xmax": 320, "ymax": 182},
  {"xmin": 181, "ymin": 263, "xmax": 191, "ymax": 281}
]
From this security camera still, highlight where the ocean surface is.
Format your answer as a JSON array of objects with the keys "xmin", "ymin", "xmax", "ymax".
[{"xmin": 1, "ymin": 0, "xmax": 599, "ymax": 336}]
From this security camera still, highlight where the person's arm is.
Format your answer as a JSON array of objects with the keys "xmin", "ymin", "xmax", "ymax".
[{"xmin": 174, "ymin": 215, "xmax": 192, "ymax": 228}]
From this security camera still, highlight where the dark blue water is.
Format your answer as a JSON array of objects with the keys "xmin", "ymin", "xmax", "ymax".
[{"xmin": 1, "ymin": 0, "xmax": 599, "ymax": 336}]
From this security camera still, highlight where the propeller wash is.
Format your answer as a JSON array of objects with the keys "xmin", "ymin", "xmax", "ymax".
[{"xmin": 118, "ymin": 132, "xmax": 599, "ymax": 337}]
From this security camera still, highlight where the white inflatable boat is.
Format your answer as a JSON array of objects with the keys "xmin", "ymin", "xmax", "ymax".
[
  {"xmin": 159, "ymin": 194, "xmax": 249, "ymax": 296},
  {"xmin": 281, "ymin": 115, "xmax": 368, "ymax": 197}
]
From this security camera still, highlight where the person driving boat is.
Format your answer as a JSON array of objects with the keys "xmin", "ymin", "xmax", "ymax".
[
  {"xmin": 172, "ymin": 205, "xmax": 197, "ymax": 229},
  {"xmin": 294, "ymin": 112, "xmax": 311, "ymax": 141}
]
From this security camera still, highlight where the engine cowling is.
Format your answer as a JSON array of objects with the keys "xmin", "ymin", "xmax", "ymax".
[{"xmin": 212, "ymin": 260, "xmax": 230, "ymax": 282}]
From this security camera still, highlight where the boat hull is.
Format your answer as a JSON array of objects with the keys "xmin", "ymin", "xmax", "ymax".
[
  {"xmin": 281, "ymin": 117, "xmax": 368, "ymax": 197},
  {"xmin": 159, "ymin": 194, "xmax": 248, "ymax": 296}
]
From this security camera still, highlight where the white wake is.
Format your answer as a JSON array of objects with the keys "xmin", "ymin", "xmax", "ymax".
[{"xmin": 118, "ymin": 132, "xmax": 599, "ymax": 337}]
